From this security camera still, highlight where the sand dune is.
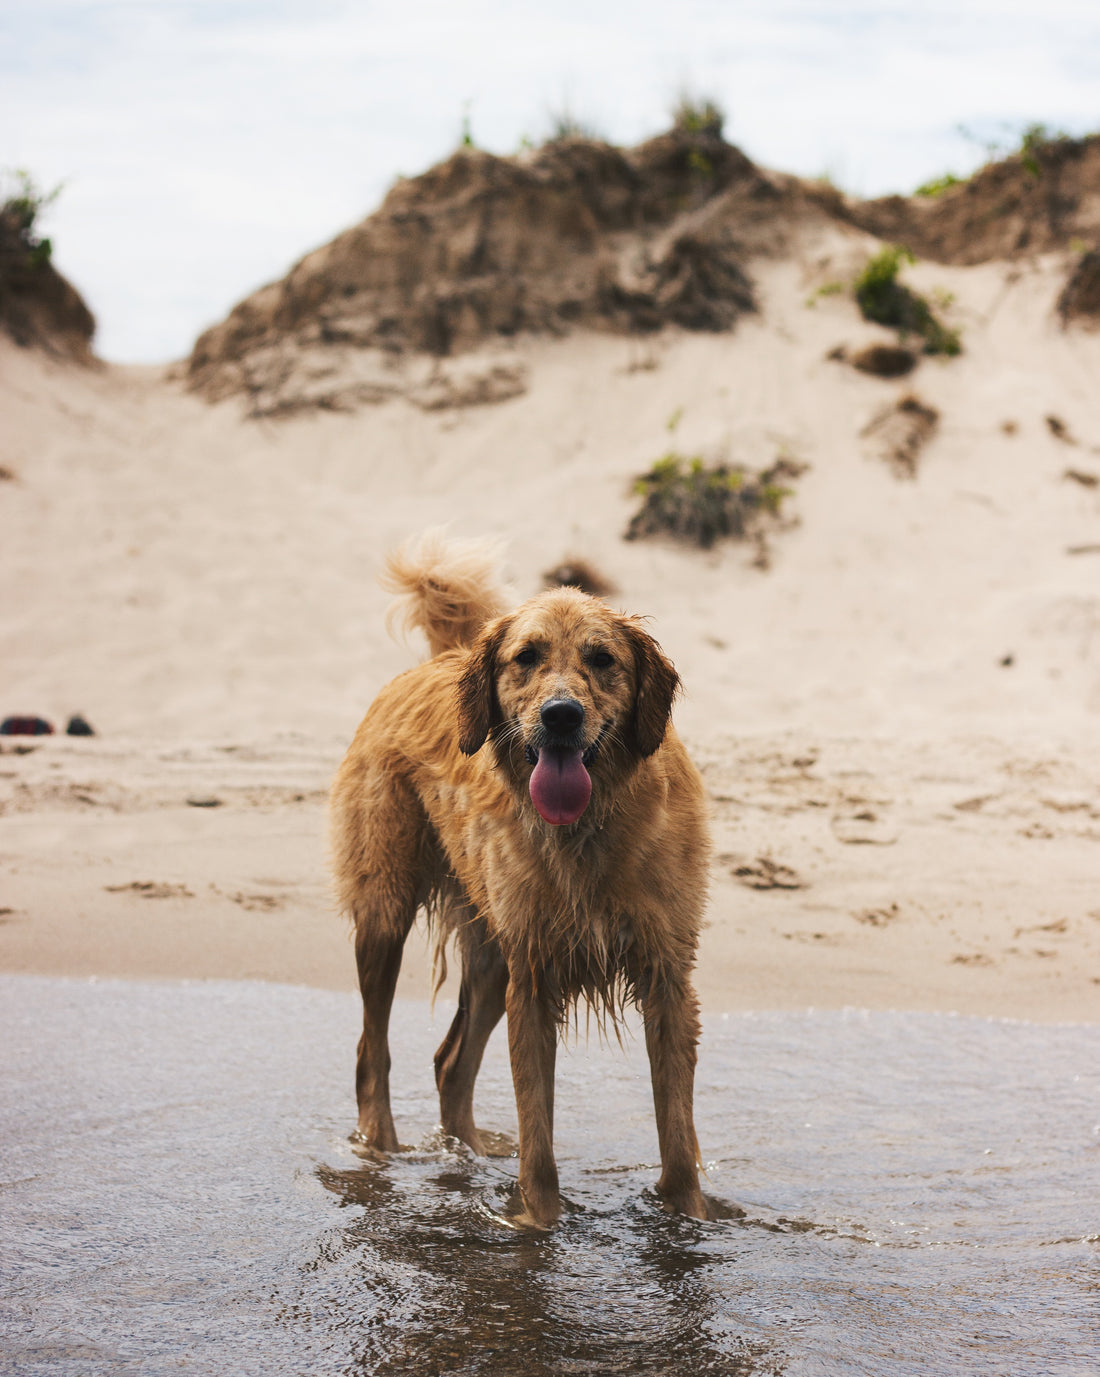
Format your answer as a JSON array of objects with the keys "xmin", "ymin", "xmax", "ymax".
[{"xmin": 3, "ymin": 162, "xmax": 1099, "ymax": 1022}]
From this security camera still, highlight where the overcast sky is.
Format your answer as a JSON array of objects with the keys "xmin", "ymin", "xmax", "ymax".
[{"xmin": 4, "ymin": 0, "xmax": 1098, "ymax": 363}]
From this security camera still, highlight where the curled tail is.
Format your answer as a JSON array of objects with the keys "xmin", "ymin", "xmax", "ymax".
[{"xmin": 381, "ymin": 531, "xmax": 509, "ymax": 658}]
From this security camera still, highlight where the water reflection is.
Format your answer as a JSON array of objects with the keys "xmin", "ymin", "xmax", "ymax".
[
  {"xmin": 1, "ymin": 978, "xmax": 1097, "ymax": 1376},
  {"xmin": 313, "ymin": 1156, "xmax": 767, "ymax": 1375}
]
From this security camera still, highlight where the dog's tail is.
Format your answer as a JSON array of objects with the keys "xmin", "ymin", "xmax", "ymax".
[{"xmin": 381, "ymin": 531, "xmax": 509, "ymax": 658}]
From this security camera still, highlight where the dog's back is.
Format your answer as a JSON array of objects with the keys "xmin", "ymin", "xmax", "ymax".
[{"xmin": 381, "ymin": 532, "xmax": 509, "ymax": 659}]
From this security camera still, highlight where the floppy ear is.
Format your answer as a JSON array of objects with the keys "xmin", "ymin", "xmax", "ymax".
[
  {"xmin": 456, "ymin": 617, "xmax": 510, "ymax": 755},
  {"xmin": 623, "ymin": 619, "xmax": 681, "ymax": 758}
]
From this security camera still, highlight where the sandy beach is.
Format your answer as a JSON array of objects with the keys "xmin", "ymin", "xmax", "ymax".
[
  {"xmin": 3, "ymin": 210, "xmax": 1099, "ymax": 1022},
  {"xmin": 10, "ymin": 20, "xmax": 1100, "ymax": 1363}
]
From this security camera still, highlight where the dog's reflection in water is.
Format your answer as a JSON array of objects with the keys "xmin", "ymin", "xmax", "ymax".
[{"xmin": 313, "ymin": 1156, "xmax": 762, "ymax": 1377}]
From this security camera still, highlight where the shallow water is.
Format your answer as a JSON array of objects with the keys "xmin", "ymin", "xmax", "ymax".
[{"xmin": 1, "ymin": 977, "xmax": 1097, "ymax": 1376}]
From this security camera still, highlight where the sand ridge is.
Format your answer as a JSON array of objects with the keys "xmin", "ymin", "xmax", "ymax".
[{"xmin": 2, "ymin": 202, "xmax": 1099, "ymax": 1021}]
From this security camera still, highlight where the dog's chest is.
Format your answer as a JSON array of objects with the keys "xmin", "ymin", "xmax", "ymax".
[{"xmin": 528, "ymin": 839, "xmax": 642, "ymax": 960}]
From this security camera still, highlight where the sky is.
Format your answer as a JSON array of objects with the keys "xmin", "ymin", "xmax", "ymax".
[{"xmin": 3, "ymin": 0, "xmax": 1099, "ymax": 363}]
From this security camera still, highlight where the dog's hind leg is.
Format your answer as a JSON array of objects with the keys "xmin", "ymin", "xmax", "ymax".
[
  {"xmin": 352, "ymin": 916, "xmax": 413, "ymax": 1152},
  {"xmin": 432, "ymin": 911, "xmax": 508, "ymax": 1153},
  {"xmin": 332, "ymin": 768, "xmax": 429, "ymax": 1153}
]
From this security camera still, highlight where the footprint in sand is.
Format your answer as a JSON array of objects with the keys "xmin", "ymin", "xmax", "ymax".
[
  {"xmin": 853, "ymin": 903, "xmax": 901, "ymax": 927},
  {"xmin": 730, "ymin": 856, "xmax": 806, "ymax": 890},
  {"xmin": 228, "ymin": 892, "xmax": 285, "ymax": 912},
  {"xmin": 105, "ymin": 881, "xmax": 194, "ymax": 899},
  {"xmin": 831, "ymin": 808, "xmax": 898, "ymax": 845}
]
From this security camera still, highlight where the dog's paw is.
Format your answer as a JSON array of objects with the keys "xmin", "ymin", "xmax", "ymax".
[
  {"xmin": 653, "ymin": 1184, "xmax": 740, "ymax": 1223},
  {"xmin": 431, "ymin": 1125, "xmax": 518, "ymax": 1157},
  {"xmin": 348, "ymin": 1130, "xmax": 413, "ymax": 1159},
  {"xmin": 488, "ymin": 1182, "xmax": 562, "ymax": 1232}
]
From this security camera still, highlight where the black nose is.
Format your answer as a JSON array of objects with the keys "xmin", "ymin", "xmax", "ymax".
[{"xmin": 540, "ymin": 697, "xmax": 585, "ymax": 736}]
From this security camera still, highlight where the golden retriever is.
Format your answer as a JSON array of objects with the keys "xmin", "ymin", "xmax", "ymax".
[{"xmin": 330, "ymin": 536, "xmax": 711, "ymax": 1227}]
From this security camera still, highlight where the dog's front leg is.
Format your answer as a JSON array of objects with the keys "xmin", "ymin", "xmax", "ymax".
[
  {"xmin": 505, "ymin": 978, "xmax": 561, "ymax": 1228},
  {"xmin": 643, "ymin": 977, "xmax": 709, "ymax": 1220}
]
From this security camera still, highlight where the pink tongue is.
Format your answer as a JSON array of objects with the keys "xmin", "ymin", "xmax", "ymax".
[{"xmin": 529, "ymin": 748, "xmax": 592, "ymax": 825}]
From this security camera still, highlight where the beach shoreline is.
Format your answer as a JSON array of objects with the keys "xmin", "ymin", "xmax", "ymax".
[
  {"xmin": 3, "ymin": 234, "xmax": 1099, "ymax": 1027},
  {"xmin": 3, "ymin": 729, "xmax": 1096, "ymax": 1023}
]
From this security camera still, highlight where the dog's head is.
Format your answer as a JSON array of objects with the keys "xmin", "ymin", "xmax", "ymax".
[{"xmin": 457, "ymin": 588, "xmax": 679, "ymax": 825}]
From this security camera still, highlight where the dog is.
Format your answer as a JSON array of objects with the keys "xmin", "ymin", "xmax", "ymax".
[{"xmin": 330, "ymin": 535, "xmax": 711, "ymax": 1227}]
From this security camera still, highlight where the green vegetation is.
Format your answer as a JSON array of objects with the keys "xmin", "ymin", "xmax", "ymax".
[
  {"xmin": 1, "ymin": 169, "xmax": 61, "ymax": 268},
  {"xmin": 625, "ymin": 451, "xmax": 795, "ymax": 550},
  {"xmin": 1018, "ymin": 122, "xmax": 1071, "ymax": 176},
  {"xmin": 954, "ymin": 119, "xmax": 1076, "ymax": 179},
  {"xmin": 459, "ymin": 101, "xmax": 475, "ymax": 149},
  {"xmin": 544, "ymin": 108, "xmax": 602, "ymax": 143},
  {"xmin": 804, "ymin": 280, "xmax": 845, "ymax": 308},
  {"xmin": 670, "ymin": 93, "xmax": 726, "ymax": 140},
  {"xmin": 914, "ymin": 120, "xmax": 1083, "ymax": 200},
  {"xmin": 667, "ymin": 94, "xmax": 726, "ymax": 180},
  {"xmin": 914, "ymin": 172, "xmax": 962, "ymax": 198},
  {"xmin": 854, "ymin": 245, "xmax": 961, "ymax": 357}
]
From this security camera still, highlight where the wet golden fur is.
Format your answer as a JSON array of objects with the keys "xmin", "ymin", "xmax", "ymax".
[{"xmin": 330, "ymin": 535, "xmax": 712, "ymax": 1225}]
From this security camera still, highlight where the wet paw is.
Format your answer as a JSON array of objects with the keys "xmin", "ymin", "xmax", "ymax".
[
  {"xmin": 436, "ymin": 1124, "xmax": 518, "ymax": 1157},
  {"xmin": 348, "ymin": 1130, "xmax": 411, "ymax": 1159}
]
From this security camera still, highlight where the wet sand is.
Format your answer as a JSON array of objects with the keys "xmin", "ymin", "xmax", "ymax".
[
  {"xmin": 2, "ymin": 731, "xmax": 1098, "ymax": 1020},
  {"xmin": 4, "ymin": 259, "xmax": 1100, "ymax": 1019},
  {"xmin": 3, "ymin": 223, "xmax": 1100, "ymax": 1374}
]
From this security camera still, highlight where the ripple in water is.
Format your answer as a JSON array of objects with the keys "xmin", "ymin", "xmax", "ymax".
[{"xmin": 0, "ymin": 977, "xmax": 1097, "ymax": 1375}]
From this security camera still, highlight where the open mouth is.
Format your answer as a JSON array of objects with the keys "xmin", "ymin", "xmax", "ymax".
[{"xmin": 524, "ymin": 726, "xmax": 608, "ymax": 826}]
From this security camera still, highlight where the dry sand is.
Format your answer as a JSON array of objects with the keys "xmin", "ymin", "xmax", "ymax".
[{"xmin": 3, "ymin": 229, "xmax": 1099, "ymax": 1022}]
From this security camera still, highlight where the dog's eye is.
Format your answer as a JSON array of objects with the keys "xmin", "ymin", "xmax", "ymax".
[
  {"xmin": 515, "ymin": 647, "xmax": 538, "ymax": 667},
  {"xmin": 589, "ymin": 650, "xmax": 615, "ymax": 669}
]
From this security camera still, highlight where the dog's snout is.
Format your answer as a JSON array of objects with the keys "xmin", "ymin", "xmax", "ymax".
[{"xmin": 540, "ymin": 697, "xmax": 585, "ymax": 736}]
